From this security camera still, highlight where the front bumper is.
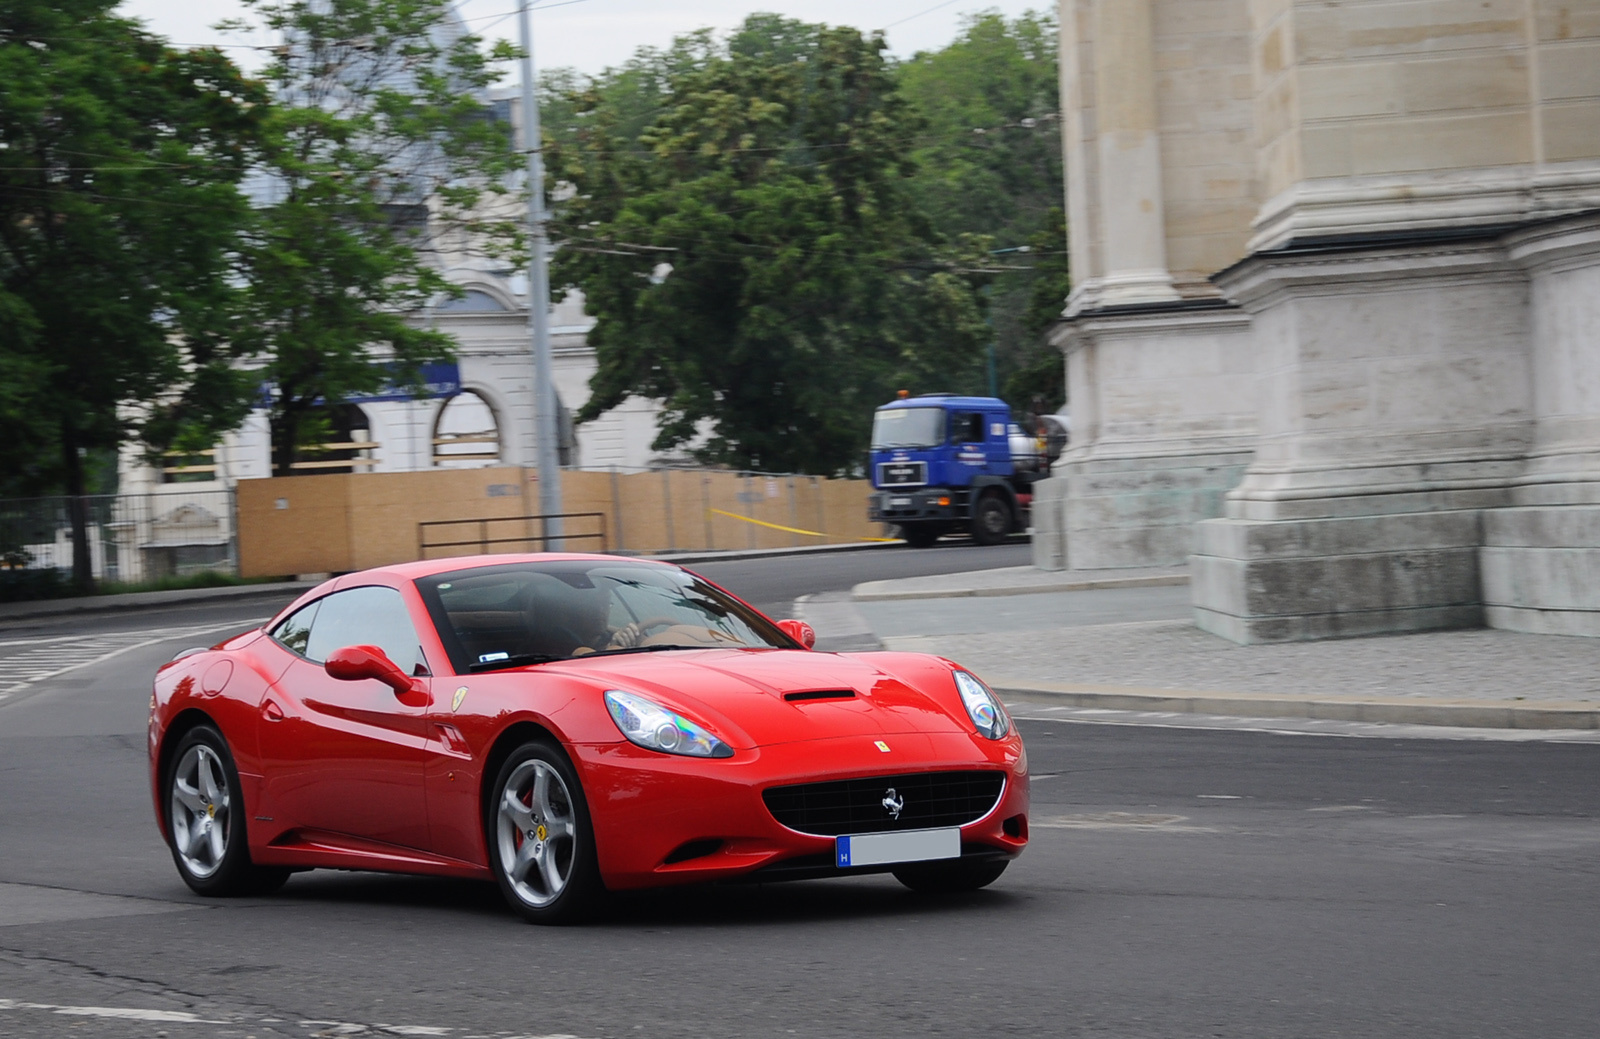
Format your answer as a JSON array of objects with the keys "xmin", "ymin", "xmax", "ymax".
[
  {"xmin": 572, "ymin": 732, "xmax": 1029, "ymax": 890},
  {"xmin": 869, "ymin": 488, "xmax": 968, "ymax": 524}
]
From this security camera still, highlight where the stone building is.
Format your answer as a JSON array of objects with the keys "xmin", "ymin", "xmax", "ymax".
[{"xmin": 1039, "ymin": 0, "xmax": 1600, "ymax": 641}]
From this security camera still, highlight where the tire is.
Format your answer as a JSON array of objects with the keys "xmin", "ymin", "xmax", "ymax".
[
  {"xmin": 893, "ymin": 858, "xmax": 1009, "ymax": 893},
  {"xmin": 970, "ymin": 493, "xmax": 1012, "ymax": 546},
  {"xmin": 899, "ymin": 523, "xmax": 943, "ymax": 548},
  {"xmin": 486, "ymin": 739, "xmax": 605, "ymax": 924},
  {"xmin": 165, "ymin": 725, "xmax": 286, "ymax": 897}
]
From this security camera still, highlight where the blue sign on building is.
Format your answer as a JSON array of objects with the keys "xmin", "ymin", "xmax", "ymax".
[{"xmin": 257, "ymin": 362, "xmax": 462, "ymax": 408}]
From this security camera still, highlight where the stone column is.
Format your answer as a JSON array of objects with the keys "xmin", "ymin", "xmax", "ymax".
[
  {"xmin": 1091, "ymin": 0, "xmax": 1177, "ymax": 306},
  {"xmin": 1483, "ymin": 213, "xmax": 1600, "ymax": 636}
]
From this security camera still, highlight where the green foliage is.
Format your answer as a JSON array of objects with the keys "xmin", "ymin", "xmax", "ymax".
[
  {"xmin": 898, "ymin": 10, "xmax": 1068, "ymax": 414},
  {"xmin": 0, "ymin": 0, "xmax": 265, "ymax": 585},
  {"xmin": 233, "ymin": 0, "xmax": 520, "ymax": 475},
  {"xmin": 0, "ymin": 0, "xmax": 264, "ymax": 489},
  {"xmin": 548, "ymin": 16, "xmax": 991, "ymax": 475}
]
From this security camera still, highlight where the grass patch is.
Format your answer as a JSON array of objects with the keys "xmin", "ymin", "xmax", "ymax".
[{"xmin": 0, "ymin": 569, "xmax": 281, "ymax": 603}]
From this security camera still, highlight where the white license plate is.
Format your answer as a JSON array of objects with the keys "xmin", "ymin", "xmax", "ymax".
[
  {"xmin": 888, "ymin": 496, "xmax": 913, "ymax": 507},
  {"xmin": 835, "ymin": 827, "xmax": 960, "ymax": 868}
]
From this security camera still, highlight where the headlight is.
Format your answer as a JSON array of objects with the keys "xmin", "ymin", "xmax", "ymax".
[
  {"xmin": 953, "ymin": 671, "xmax": 1010, "ymax": 740},
  {"xmin": 604, "ymin": 690, "xmax": 734, "ymax": 758}
]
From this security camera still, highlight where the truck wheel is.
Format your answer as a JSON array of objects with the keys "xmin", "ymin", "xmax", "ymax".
[
  {"xmin": 971, "ymin": 494, "xmax": 1012, "ymax": 545},
  {"xmin": 899, "ymin": 524, "xmax": 942, "ymax": 548}
]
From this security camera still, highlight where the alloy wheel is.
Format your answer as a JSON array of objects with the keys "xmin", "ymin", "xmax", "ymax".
[
  {"xmin": 170, "ymin": 744, "xmax": 231, "ymax": 879},
  {"xmin": 496, "ymin": 759, "xmax": 577, "ymax": 908}
]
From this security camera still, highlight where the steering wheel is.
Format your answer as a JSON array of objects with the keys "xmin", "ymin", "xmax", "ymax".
[{"xmin": 605, "ymin": 616, "xmax": 683, "ymax": 650}]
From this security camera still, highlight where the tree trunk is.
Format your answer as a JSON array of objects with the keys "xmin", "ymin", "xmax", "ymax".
[
  {"xmin": 272, "ymin": 407, "xmax": 298, "ymax": 478},
  {"xmin": 60, "ymin": 421, "xmax": 93, "ymax": 593}
]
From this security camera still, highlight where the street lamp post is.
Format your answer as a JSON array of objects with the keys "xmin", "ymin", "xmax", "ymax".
[{"xmin": 518, "ymin": 0, "xmax": 563, "ymax": 547}]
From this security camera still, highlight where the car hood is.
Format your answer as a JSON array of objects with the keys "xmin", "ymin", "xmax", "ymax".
[{"xmin": 548, "ymin": 648, "xmax": 971, "ymax": 748}]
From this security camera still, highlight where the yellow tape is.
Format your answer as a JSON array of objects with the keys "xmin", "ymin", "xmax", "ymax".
[{"xmin": 707, "ymin": 508, "xmax": 898, "ymax": 542}]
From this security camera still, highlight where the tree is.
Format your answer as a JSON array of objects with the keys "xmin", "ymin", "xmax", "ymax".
[
  {"xmin": 0, "ymin": 0, "xmax": 264, "ymax": 588},
  {"xmin": 231, "ymin": 0, "xmax": 521, "ymax": 476},
  {"xmin": 897, "ymin": 10, "xmax": 1067, "ymax": 413},
  {"xmin": 548, "ymin": 16, "xmax": 990, "ymax": 475}
]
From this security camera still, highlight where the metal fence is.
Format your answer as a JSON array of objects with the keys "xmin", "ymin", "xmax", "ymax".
[{"xmin": 0, "ymin": 490, "xmax": 239, "ymax": 584}]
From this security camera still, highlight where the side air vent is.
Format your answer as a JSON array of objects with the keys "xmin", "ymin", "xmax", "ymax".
[{"xmin": 783, "ymin": 689, "xmax": 857, "ymax": 703}]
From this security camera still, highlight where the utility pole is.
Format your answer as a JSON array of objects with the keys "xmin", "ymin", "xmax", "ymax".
[{"xmin": 518, "ymin": 0, "xmax": 563, "ymax": 546}]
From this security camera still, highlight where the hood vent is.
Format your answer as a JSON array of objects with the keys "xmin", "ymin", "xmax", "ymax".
[{"xmin": 783, "ymin": 689, "xmax": 856, "ymax": 703}]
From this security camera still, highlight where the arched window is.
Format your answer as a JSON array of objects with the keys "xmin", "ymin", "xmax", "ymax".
[{"xmin": 433, "ymin": 391, "xmax": 501, "ymax": 468}]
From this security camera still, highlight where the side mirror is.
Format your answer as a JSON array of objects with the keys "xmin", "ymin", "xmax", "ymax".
[
  {"xmin": 777, "ymin": 619, "xmax": 816, "ymax": 650},
  {"xmin": 325, "ymin": 645, "xmax": 429, "ymax": 706}
]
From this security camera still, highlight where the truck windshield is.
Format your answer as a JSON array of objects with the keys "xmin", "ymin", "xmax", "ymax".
[{"xmin": 871, "ymin": 407, "xmax": 945, "ymax": 449}]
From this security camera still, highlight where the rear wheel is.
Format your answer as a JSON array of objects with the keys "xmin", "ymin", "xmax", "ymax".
[
  {"xmin": 970, "ymin": 493, "xmax": 1013, "ymax": 545},
  {"xmin": 893, "ymin": 858, "xmax": 1008, "ymax": 893},
  {"xmin": 487, "ymin": 739, "xmax": 604, "ymax": 924},
  {"xmin": 165, "ymin": 725, "xmax": 287, "ymax": 896},
  {"xmin": 898, "ymin": 523, "xmax": 943, "ymax": 548}
]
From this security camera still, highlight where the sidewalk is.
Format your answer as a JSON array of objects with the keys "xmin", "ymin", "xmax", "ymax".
[{"xmin": 801, "ymin": 568, "xmax": 1600, "ymax": 731}]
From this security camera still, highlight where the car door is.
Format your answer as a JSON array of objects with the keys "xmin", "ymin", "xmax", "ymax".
[{"xmin": 257, "ymin": 584, "xmax": 434, "ymax": 851}]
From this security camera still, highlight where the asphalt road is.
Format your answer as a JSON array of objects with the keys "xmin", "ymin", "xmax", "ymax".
[{"xmin": 2, "ymin": 545, "xmax": 1598, "ymax": 1038}]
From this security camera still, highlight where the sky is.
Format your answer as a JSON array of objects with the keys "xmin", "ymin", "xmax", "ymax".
[{"xmin": 118, "ymin": 0, "xmax": 1053, "ymax": 76}]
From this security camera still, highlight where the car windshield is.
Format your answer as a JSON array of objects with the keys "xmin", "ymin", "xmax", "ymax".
[
  {"xmin": 415, "ymin": 560, "xmax": 796, "ymax": 674},
  {"xmin": 871, "ymin": 407, "xmax": 945, "ymax": 449}
]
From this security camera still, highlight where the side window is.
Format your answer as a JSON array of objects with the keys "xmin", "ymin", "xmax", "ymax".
[
  {"xmin": 305, "ymin": 586, "xmax": 427, "ymax": 675},
  {"xmin": 951, "ymin": 412, "xmax": 983, "ymax": 443},
  {"xmin": 271, "ymin": 600, "xmax": 321, "ymax": 657}
]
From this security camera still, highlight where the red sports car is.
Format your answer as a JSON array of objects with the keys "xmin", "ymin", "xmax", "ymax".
[{"xmin": 149, "ymin": 554, "xmax": 1029, "ymax": 922}]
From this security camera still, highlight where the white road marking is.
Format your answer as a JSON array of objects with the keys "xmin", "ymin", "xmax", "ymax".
[
  {"xmin": 0, "ymin": 999, "xmax": 224, "ymax": 1023},
  {"xmin": 1033, "ymin": 812, "xmax": 1216, "ymax": 833},
  {"xmin": 0, "ymin": 999, "xmax": 594, "ymax": 1038},
  {"xmin": 0, "ymin": 620, "xmax": 265, "ymax": 702}
]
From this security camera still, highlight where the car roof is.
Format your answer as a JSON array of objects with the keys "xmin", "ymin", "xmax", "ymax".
[{"xmin": 366, "ymin": 553, "xmax": 680, "ymax": 581}]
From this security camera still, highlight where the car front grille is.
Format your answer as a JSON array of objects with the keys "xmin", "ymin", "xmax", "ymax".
[
  {"xmin": 877, "ymin": 461, "xmax": 928, "ymax": 486},
  {"xmin": 762, "ymin": 770, "xmax": 1006, "ymax": 837}
]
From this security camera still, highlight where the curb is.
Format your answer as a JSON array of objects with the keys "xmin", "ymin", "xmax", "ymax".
[
  {"xmin": 853, "ymin": 572, "xmax": 1188, "ymax": 602},
  {"xmin": 0, "ymin": 581, "xmax": 311, "ymax": 623},
  {"xmin": 0, "ymin": 543, "xmax": 906, "ymax": 623},
  {"xmin": 655, "ymin": 541, "xmax": 904, "ymax": 566},
  {"xmin": 988, "ymin": 677, "xmax": 1600, "ymax": 731}
]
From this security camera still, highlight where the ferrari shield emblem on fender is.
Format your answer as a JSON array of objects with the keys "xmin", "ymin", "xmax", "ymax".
[
  {"xmin": 451, "ymin": 686, "xmax": 468, "ymax": 712},
  {"xmin": 874, "ymin": 740, "xmax": 891, "ymax": 753}
]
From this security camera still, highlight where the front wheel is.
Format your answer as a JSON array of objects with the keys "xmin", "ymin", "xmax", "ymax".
[
  {"xmin": 970, "ymin": 494, "xmax": 1013, "ymax": 546},
  {"xmin": 487, "ymin": 740, "xmax": 605, "ymax": 924},
  {"xmin": 165, "ymin": 725, "xmax": 287, "ymax": 896},
  {"xmin": 893, "ymin": 858, "xmax": 1009, "ymax": 893}
]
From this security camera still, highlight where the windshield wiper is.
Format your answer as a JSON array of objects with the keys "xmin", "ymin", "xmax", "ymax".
[
  {"xmin": 468, "ymin": 653, "xmax": 564, "ymax": 673},
  {"xmin": 585, "ymin": 644, "xmax": 707, "ymax": 658}
]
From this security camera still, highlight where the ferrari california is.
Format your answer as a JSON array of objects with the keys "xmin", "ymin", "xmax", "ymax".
[{"xmin": 149, "ymin": 554, "xmax": 1029, "ymax": 923}]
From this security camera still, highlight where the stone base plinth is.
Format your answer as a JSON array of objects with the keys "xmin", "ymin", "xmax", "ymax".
[
  {"xmin": 1063, "ymin": 450, "xmax": 1252, "ymax": 569},
  {"xmin": 1482, "ymin": 506, "xmax": 1600, "ymax": 636},
  {"xmin": 1029, "ymin": 476, "xmax": 1069, "ymax": 571},
  {"xmin": 1192, "ymin": 512, "xmax": 1484, "ymax": 643}
]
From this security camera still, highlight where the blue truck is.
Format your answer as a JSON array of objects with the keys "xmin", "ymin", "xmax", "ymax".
[{"xmin": 867, "ymin": 393, "xmax": 1047, "ymax": 547}]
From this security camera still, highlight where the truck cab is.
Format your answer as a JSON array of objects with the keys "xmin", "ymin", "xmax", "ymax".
[{"xmin": 867, "ymin": 394, "xmax": 1040, "ymax": 547}]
